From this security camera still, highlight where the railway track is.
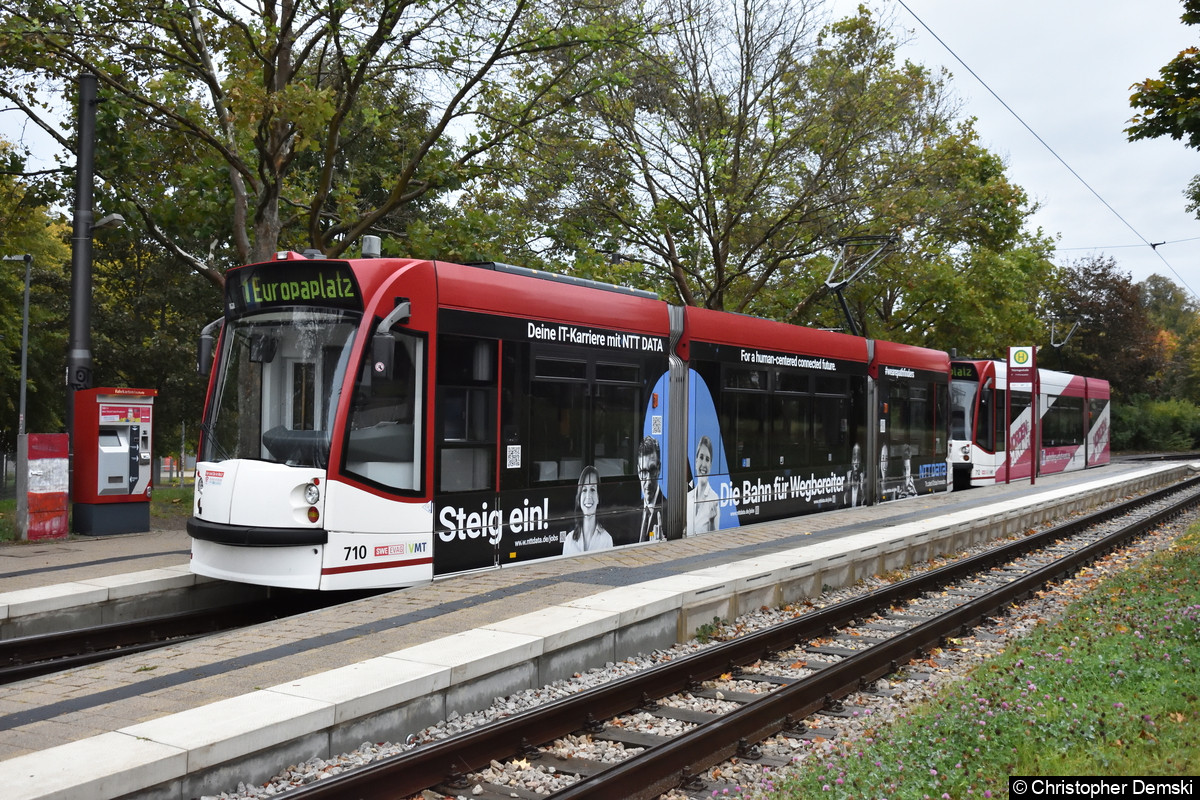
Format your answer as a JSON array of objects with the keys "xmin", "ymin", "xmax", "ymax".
[
  {"xmin": 0, "ymin": 591, "xmax": 379, "ymax": 685},
  {"xmin": 272, "ymin": 476, "xmax": 1200, "ymax": 800}
]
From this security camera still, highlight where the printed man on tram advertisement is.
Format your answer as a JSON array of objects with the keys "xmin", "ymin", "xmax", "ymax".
[{"xmin": 634, "ymin": 436, "xmax": 666, "ymax": 542}]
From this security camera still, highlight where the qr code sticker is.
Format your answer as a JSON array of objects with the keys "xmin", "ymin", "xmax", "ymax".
[
  {"xmin": 506, "ymin": 445, "xmax": 522, "ymax": 469},
  {"xmin": 651, "ymin": 415, "xmax": 663, "ymax": 435}
]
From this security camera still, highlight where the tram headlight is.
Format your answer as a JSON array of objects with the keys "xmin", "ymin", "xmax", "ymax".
[
  {"xmin": 304, "ymin": 481, "xmax": 321, "ymax": 505},
  {"xmin": 960, "ymin": 444, "xmax": 971, "ymax": 461}
]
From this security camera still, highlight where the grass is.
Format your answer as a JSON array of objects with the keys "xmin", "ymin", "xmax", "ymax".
[
  {"xmin": 731, "ymin": 525, "xmax": 1200, "ymax": 799},
  {"xmin": 0, "ymin": 484, "xmax": 193, "ymax": 543},
  {"xmin": 150, "ymin": 485, "xmax": 194, "ymax": 520},
  {"xmin": 0, "ymin": 496, "xmax": 15, "ymax": 542}
]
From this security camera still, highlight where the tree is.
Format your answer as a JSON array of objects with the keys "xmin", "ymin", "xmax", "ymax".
[
  {"xmin": 1047, "ymin": 256, "xmax": 1166, "ymax": 398},
  {"xmin": 1139, "ymin": 273, "xmax": 1200, "ymax": 401},
  {"xmin": 768, "ymin": 126, "xmax": 1058, "ymax": 350},
  {"xmin": 0, "ymin": 0, "xmax": 649, "ymax": 286},
  {"xmin": 469, "ymin": 0, "xmax": 942, "ymax": 311},
  {"xmin": 0, "ymin": 139, "xmax": 72, "ymax": 447},
  {"xmin": 1140, "ymin": 272, "xmax": 1198, "ymax": 337},
  {"xmin": 1127, "ymin": 0, "xmax": 1200, "ymax": 216},
  {"xmin": 461, "ymin": 0, "xmax": 1053, "ymax": 348},
  {"xmin": 88, "ymin": 233, "xmax": 216, "ymax": 461}
]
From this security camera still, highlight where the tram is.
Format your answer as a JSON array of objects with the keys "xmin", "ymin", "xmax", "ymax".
[
  {"xmin": 949, "ymin": 359, "xmax": 1110, "ymax": 489},
  {"xmin": 189, "ymin": 249, "xmax": 1074, "ymax": 590}
]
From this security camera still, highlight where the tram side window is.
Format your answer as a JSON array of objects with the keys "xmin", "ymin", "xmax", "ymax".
[
  {"xmin": 935, "ymin": 382, "xmax": 949, "ymax": 455},
  {"xmin": 722, "ymin": 368, "xmax": 768, "ymax": 472},
  {"xmin": 344, "ymin": 330, "xmax": 424, "ymax": 492},
  {"xmin": 593, "ymin": 362, "xmax": 641, "ymax": 478},
  {"xmin": 813, "ymin": 395, "xmax": 851, "ymax": 464},
  {"xmin": 990, "ymin": 389, "xmax": 1004, "ymax": 452},
  {"xmin": 885, "ymin": 378, "xmax": 944, "ymax": 460},
  {"xmin": 1089, "ymin": 397, "xmax": 1108, "ymax": 428},
  {"xmin": 770, "ymin": 395, "xmax": 810, "ymax": 467},
  {"xmin": 530, "ymin": 359, "xmax": 587, "ymax": 482},
  {"xmin": 1043, "ymin": 395, "xmax": 1084, "ymax": 447},
  {"xmin": 528, "ymin": 356, "xmax": 641, "ymax": 483},
  {"xmin": 1008, "ymin": 390, "xmax": 1032, "ymax": 450},
  {"xmin": 814, "ymin": 375, "xmax": 851, "ymax": 465},
  {"xmin": 437, "ymin": 336, "xmax": 498, "ymax": 493},
  {"xmin": 886, "ymin": 381, "xmax": 919, "ymax": 455}
]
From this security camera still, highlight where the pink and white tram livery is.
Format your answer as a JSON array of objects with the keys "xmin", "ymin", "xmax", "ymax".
[
  {"xmin": 948, "ymin": 359, "xmax": 1111, "ymax": 489},
  {"xmin": 188, "ymin": 249, "xmax": 958, "ymax": 590}
]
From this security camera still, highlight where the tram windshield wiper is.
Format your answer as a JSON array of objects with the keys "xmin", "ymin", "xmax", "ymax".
[{"xmin": 199, "ymin": 418, "xmax": 235, "ymax": 463}]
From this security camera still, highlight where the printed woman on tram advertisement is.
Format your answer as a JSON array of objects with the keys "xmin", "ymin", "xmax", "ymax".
[
  {"xmin": 645, "ymin": 368, "xmax": 741, "ymax": 537},
  {"xmin": 660, "ymin": 348, "xmax": 870, "ymax": 531},
  {"xmin": 687, "ymin": 435, "xmax": 720, "ymax": 534},
  {"xmin": 561, "ymin": 465, "xmax": 614, "ymax": 554}
]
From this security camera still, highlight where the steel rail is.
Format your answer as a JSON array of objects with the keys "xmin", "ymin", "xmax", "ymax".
[
  {"xmin": 281, "ymin": 478, "xmax": 1200, "ymax": 800},
  {"xmin": 553, "ymin": 480, "xmax": 1200, "ymax": 799}
]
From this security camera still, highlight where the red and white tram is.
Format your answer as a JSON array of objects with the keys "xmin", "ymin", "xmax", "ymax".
[
  {"xmin": 187, "ymin": 251, "xmax": 1101, "ymax": 590},
  {"xmin": 948, "ymin": 359, "xmax": 1111, "ymax": 489}
]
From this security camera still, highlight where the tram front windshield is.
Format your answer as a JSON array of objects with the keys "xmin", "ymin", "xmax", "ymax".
[
  {"xmin": 202, "ymin": 308, "xmax": 360, "ymax": 467},
  {"xmin": 950, "ymin": 380, "xmax": 978, "ymax": 441}
]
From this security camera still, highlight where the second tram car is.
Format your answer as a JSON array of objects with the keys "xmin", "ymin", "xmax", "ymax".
[
  {"xmin": 949, "ymin": 359, "xmax": 1111, "ymax": 489},
  {"xmin": 188, "ymin": 251, "xmax": 1102, "ymax": 590}
]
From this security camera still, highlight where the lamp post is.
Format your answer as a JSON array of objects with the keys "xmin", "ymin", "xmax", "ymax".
[
  {"xmin": 65, "ymin": 72, "xmax": 125, "ymax": 453},
  {"xmin": 2, "ymin": 254, "xmax": 32, "ymax": 436}
]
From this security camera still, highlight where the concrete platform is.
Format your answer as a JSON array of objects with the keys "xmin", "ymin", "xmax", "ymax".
[{"xmin": 0, "ymin": 462, "xmax": 1190, "ymax": 800}]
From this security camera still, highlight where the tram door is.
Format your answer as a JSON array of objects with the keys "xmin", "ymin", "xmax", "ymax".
[{"xmin": 432, "ymin": 334, "xmax": 501, "ymax": 575}]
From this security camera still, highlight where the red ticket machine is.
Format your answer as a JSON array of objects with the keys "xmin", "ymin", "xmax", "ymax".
[{"xmin": 73, "ymin": 387, "xmax": 157, "ymax": 535}]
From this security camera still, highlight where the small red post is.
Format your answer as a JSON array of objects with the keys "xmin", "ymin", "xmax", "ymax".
[{"xmin": 18, "ymin": 433, "xmax": 70, "ymax": 541}]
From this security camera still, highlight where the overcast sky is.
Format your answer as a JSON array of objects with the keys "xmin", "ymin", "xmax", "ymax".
[{"xmin": 838, "ymin": 0, "xmax": 1200, "ymax": 297}]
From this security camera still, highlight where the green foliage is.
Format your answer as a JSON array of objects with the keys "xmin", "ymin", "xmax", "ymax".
[
  {"xmin": 0, "ymin": 0, "xmax": 1189, "ymax": 437},
  {"xmin": 1128, "ymin": 1, "xmax": 1200, "ymax": 218},
  {"xmin": 88, "ymin": 233, "xmax": 219, "ymax": 459},
  {"xmin": 1128, "ymin": 0, "xmax": 1200, "ymax": 147},
  {"xmin": 1142, "ymin": 273, "xmax": 1199, "ymax": 338},
  {"xmin": 463, "ymin": 0, "xmax": 1054, "ymax": 349},
  {"xmin": 0, "ymin": 0, "xmax": 651, "ymax": 276},
  {"xmin": 748, "ymin": 524, "xmax": 1200, "ymax": 799},
  {"xmin": 1111, "ymin": 395, "xmax": 1200, "ymax": 452},
  {"xmin": 1049, "ymin": 256, "xmax": 1166, "ymax": 398},
  {"xmin": 694, "ymin": 616, "xmax": 726, "ymax": 644},
  {"xmin": 0, "ymin": 143, "xmax": 72, "ymax": 446},
  {"xmin": 0, "ymin": 487, "xmax": 192, "ymax": 543}
]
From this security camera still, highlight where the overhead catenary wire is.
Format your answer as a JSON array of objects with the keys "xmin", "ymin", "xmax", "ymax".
[
  {"xmin": 1057, "ymin": 235, "xmax": 1200, "ymax": 252},
  {"xmin": 893, "ymin": 0, "xmax": 1200, "ymax": 300}
]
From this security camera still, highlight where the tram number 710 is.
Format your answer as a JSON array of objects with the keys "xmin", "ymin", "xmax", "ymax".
[{"xmin": 344, "ymin": 545, "xmax": 368, "ymax": 560}]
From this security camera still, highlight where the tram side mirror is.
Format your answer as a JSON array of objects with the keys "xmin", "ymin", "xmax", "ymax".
[
  {"xmin": 197, "ymin": 318, "xmax": 223, "ymax": 375},
  {"xmin": 370, "ymin": 299, "xmax": 411, "ymax": 381},
  {"xmin": 371, "ymin": 332, "xmax": 396, "ymax": 381},
  {"xmin": 198, "ymin": 335, "xmax": 215, "ymax": 376}
]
